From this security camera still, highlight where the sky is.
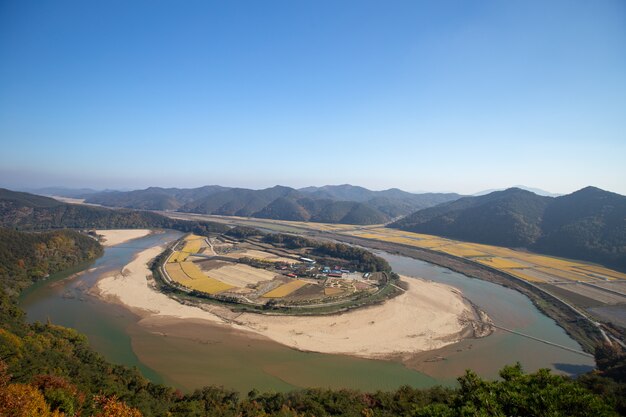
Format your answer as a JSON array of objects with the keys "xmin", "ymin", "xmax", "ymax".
[{"xmin": 0, "ymin": 0, "xmax": 625, "ymax": 195}]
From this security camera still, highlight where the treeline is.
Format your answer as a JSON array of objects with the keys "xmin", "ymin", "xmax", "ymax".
[
  {"xmin": 0, "ymin": 228, "xmax": 103, "ymax": 295},
  {"xmin": 224, "ymin": 226, "xmax": 265, "ymax": 239},
  {"xmin": 263, "ymin": 234, "xmax": 391, "ymax": 272}
]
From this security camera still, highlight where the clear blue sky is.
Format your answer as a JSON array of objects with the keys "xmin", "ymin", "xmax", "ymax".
[{"xmin": 1, "ymin": 0, "xmax": 625, "ymax": 194}]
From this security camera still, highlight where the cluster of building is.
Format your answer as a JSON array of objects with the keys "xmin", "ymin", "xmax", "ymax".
[{"xmin": 270, "ymin": 256, "xmax": 373, "ymax": 281}]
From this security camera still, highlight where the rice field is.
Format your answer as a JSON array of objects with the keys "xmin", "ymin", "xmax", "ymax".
[
  {"xmin": 504, "ymin": 269, "xmax": 546, "ymax": 283},
  {"xmin": 181, "ymin": 236, "xmax": 204, "ymax": 254},
  {"xmin": 185, "ymin": 277, "xmax": 234, "ymax": 294},
  {"xmin": 166, "ymin": 261, "xmax": 233, "ymax": 294},
  {"xmin": 262, "ymin": 280, "xmax": 309, "ymax": 298},
  {"xmin": 180, "ymin": 261, "xmax": 209, "ymax": 279},
  {"xmin": 572, "ymin": 266, "xmax": 626, "ymax": 281},
  {"xmin": 437, "ymin": 244, "xmax": 489, "ymax": 258},
  {"xmin": 474, "ymin": 257, "xmax": 527, "ymax": 269},
  {"xmin": 165, "ymin": 263, "xmax": 193, "ymax": 286},
  {"xmin": 168, "ymin": 251, "xmax": 190, "ymax": 263},
  {"xmin": 340, "ymin": 227, "xmax": 626, "ymax": 286}
]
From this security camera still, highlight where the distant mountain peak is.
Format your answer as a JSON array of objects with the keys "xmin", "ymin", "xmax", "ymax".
[{"xmin": 474, "ymin": 185, "xmax": 561, "ymax": 197}]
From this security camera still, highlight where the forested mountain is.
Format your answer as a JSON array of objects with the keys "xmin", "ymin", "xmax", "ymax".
[
  {"xmin": 86, "ymin": 185, "xmax": 230, "ymax": 210},
  {"xmin": 534, "ymin": 187, "xmax": 626, "ymax": 268},
  {"xmin": 0, "ymin": 228, "xmax": 102, "ymax": 295},
  {"xmin": 390, "ymin": 187, "xmax": 626, "ymax": 270},
  {"xmin": 21, "ymin": 186, "xmax": 102, "ymax": 198},
  {"xmin": 80, "ymin": 184, "xmax": 462, "ymax": 225},
  {"xmin": 0, "ymin": 188, "xmax": 230, "ymax": 235}
]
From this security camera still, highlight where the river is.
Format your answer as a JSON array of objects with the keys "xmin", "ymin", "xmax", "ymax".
[{"xmin": 19, "ymin": 231, "xmax": 594, "ymax": 393}]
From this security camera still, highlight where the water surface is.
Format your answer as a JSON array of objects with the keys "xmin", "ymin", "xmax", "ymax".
[{"xmin": 19, "ymin": 231, "xmax": 594, "ymax": 393}]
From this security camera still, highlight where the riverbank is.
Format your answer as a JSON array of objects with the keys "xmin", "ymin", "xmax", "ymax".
[
  {"xmin": 320, "ymin": 232, "xmax": 606, "ymax": 353},
  {"xmin": 94, "ymin": 231, "xmax": 491, "ymax": 360},
  {"xmin": 96, "ymin": 229, "xmax": 153, "ymax": 247}
]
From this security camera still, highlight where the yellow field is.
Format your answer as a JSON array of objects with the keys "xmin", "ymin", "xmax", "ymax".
[
  {"xmin": 180, "ymin": 261, "xmax": 208, "ymax": 279},
  {"xmin": 475, "ymin": 257, "xmax": 527, "ymax": 269},
  {"xmin": 437, "ymin": 244, "xmax": 488, "ymax": 258},
  {"xmin": 572, "ymin": 266, "xmax": 626, "ymax": 281},
  {"xmin": 336, "ymin": 226, "xmax": 626, "ymax": 285},
  {"xmin": 504, "ymin": 269, "xmax": 546, "ymax": 283},
  {"xmin": 185, "ymin": 277, "xmax": 233, "ymax": 294},
  {"xmin": 353, "ymin": 233, "xmax": 449, "ymax": 249},
  {"xmin": 262, "ymin": 280, "xmax": 309, "ymax": 298},
  {"xmin": 166, "ymin": 261, "xmax": 233, "ymax": 294},
  {"xmin": 168, "ymin": 251, "xmax": 189, "ymax": 263},
  {"xmin": 181, "ymin": 239, "xmax": 202, "ymax": 254},
  {"xmin": 165, "ymin": 263, "xmax": 193, "ymax": 286}
]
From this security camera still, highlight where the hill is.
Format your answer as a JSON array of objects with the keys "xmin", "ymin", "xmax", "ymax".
[
  {"xmin": 534, "ymin": 187, "xmax": 626, "ymax": 268},
  {"xmin": 473, "ymin": 185, "xmax": 561, "ymax": 197},
  {"xmin": 85, "ymin": 185, "xmax": 230, "ymax": 210},
  {"xmin": 81, "ymin": 184, "xmax": 462, "ymax": 225},
  {"xmin": 390, "ymin": 187, "xmax": 626, "ymax": 270},
  {"xmin": 0, "ymin": 228, "xmax": 102, "ymax": 295},
  {"xmin": 0, "ymin": 188, "xmax": 230, "ymax": 235}
]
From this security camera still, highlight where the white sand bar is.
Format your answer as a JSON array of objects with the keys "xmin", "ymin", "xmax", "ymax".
[
  {"xmin": 96, "ymin": 229, "xmax": 152, "ymax": 247},
  {"xmin": 96, "ymin": 243, "xmax": 480, "ymax": 359}
]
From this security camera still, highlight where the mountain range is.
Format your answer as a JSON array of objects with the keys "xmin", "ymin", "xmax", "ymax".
[
  {"xmin": 5, "ymin": 184, "xmax": 626, "ymax": 270},
  {"xmin": 75, "ymin": 184, "xmax": 463, "ymax": 225},
  {"xmin": 390, "ymin": 186, "xmax": 626, "ymax": 270},
  {"xmin": 0, "ymin": 188, "xmax": 229, "ymax": 234}
]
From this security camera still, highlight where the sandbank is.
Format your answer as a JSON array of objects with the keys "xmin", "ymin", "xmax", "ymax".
[
  {"xmin": 96, "ymin": 229, "xmax": 153, "ymax": 247},
  {"xmin": 96, "ymin": 244, "xmax": 487, "ymax": 359}
]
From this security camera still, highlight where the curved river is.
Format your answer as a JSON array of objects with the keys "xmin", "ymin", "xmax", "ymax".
[{"xmin": 19, "ymin": 231, "xmax": 594, "ymax": 393}]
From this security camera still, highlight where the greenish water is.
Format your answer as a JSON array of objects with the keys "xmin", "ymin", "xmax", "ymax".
[
  {"xmin": 19, "ymin": 231, "xmax": 595, "ymax": 393},
  {"xmin": 380, "ymin": 252, "xmax": 595, "ymax": 378},
  {"xmin": 18, "ymin": 231, "xmax": 442, "ymax": 393}
]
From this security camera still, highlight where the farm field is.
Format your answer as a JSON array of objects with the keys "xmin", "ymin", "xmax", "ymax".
[
  {"xmin": 222, "ymin": 249, "xmax": 297, "ymax": 264},
  {"xmin": 262, "ymin": 280, "xmax": 309, "ymax": 298},
  {"xmin": 201, "ymin": 264, "xmax": 277, "ymax": 287},
  {"xmin": 165, "ymin": 259, "xmax": 233, "ymax": 294},
  {"xmin": 474, "ymin": 257, "xmax": 528, "ymax": 269},
  {"xmin": 160, "ymin": 233, "xmax": 392, "ymax": 310},
  {"xmin": 339, "ymin": 227, "xmax": 626, "ymax": 284},
  {"xmin": 548, "ymin": 283, "xmax": 626, "ymax": 305}
]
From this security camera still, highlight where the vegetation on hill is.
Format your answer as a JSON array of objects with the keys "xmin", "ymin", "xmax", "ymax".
[
  {"xmin": 0, "ymin": 228, "xmax": 102, "ymax": 295},
  {"xmin": 84, "ymin": 186, "xmax": 230, "ymax": 211},
  {"xmin": 179, "ymin": 186, "xmax": 391, "ymax": 225},
  {"xmin": 80, "ymin": 184, "xmax": 463, "ymax": 225},
  {"xmin": 0, "ymin": 188, "xmax": 230, "ymax": 236},
  {"xmin": 534, "ymin": 187, "xmax": 626, "ymax": 269},
  {"xmin": 390, "ymin": 187, "xmax": 626, "ymax": 270}
]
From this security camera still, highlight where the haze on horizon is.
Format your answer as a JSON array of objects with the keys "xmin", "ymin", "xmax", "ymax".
[{"xmin": 1, "ymin": 1, "xmax": 625, "ymax": 196}]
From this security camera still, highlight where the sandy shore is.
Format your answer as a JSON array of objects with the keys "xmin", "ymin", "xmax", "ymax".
[
  {"xmin": 96, "ymin": 235, "xmax": 486, "ymax": 359},
  {"xmin": 96, "ymin": 229, "xmax": 153, "ymax": 247}
]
